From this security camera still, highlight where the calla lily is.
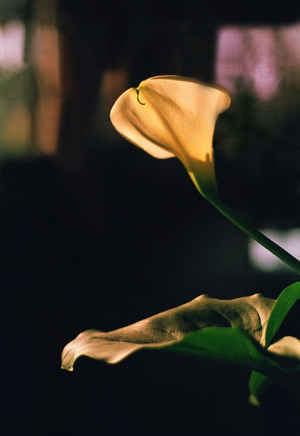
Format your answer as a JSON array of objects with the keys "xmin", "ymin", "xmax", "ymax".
[
  {"xmin": 110, "ymin": 75, "xmax": 230, "ymax": 198},
  {"xmin": 110, "ymin": 75, "xmax": 300, "ymax": 275},
  {"xmin": 61, "ymin": 282, "xmax": 300, "ymax": 404}
]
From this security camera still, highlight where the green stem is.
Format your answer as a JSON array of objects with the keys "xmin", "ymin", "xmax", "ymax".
[{"xmin": 206, "ymin": 192, "xmax": 300, "ymax": 276}]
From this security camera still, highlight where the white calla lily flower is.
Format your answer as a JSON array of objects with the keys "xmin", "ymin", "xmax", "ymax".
[
  {"xmin": 110, "ymin": 75, "xmax": 300, "ymax": 275},
  {"xmin": 110, "ymin": 75, "xmax": 231, "ymax": 197}
]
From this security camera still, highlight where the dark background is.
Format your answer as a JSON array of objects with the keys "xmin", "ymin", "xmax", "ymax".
[{"xmin": 1, "ymin": 0, "xmax": 300, "ymax": 434}]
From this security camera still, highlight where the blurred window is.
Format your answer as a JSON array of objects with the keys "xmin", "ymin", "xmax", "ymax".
[
  {"xmin": 215, "ymin": 22, "xmax": 300, "ymax": 101},
  {"xmin": 248, "ymin": 228, "xmax": 300, "ymax": 272},
  {"xmin": 0, "ymin": 20, "xmax": 25, "ymax": 70}
]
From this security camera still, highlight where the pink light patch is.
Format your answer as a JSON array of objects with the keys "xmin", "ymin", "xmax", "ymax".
[
  {"xmin": 245, "ymin": 28, "xmax": 280, "ymax": 101},
  {"xmin": 0, "ymin": 20, "xmax": 25, "ymax": 70},
  {"xmin": 215, "ymin": 23, "xmax": 300, "ymax": 101}
]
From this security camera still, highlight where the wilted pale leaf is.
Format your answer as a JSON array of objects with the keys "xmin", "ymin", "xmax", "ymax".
[
  {"xmin": 62, "ymin": 293, "xmax": 275, "ymax": 371},
  {"xmin": 267, "ymin": 336, "xmax": 300, "ymax": 368},
  {"xmin": 62, "ymin": 285, "xmax": 300, "ymax": 404}
]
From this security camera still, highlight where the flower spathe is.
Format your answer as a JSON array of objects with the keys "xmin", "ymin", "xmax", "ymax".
[
  {"xmin": 110, "ymin": 75, "xmax": 300, "ymax": 275},
  {"xmin": 110, "ymin": 75, "xmax": 231, "ymax": 197}
]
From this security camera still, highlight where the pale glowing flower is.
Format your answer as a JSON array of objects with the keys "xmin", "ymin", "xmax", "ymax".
[
  {"xmin": 110, "ymin": 75, "xmax": 300, "ymax": 275},
  {"xmin": 110, "ymin": 75, "xmax": 231, "ymax": 197}
]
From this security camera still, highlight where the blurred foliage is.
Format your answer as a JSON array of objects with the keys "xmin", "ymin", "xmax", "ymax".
[{"xmin": 0, "ymin": 68, "xmax": 36, "ymax": 158}]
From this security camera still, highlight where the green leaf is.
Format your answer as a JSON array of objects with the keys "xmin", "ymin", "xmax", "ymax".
[
  {"xmin": 167, "ymin": 328, "xmax": 300, "ymax": 403},
  {"xmin": 249, "ymin": 371, "xmax": 274, "ymax": 406},
  {"xmin": 248, "ymin": 282, "xmax": 300, "ymax": 404},
  {"xmin": 265, "ymin": 282, "xmax": 300, "ymax": 347},
  {"xmin": 165, "ymin": 327, "xmax": 265, "ymax": 370}
]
